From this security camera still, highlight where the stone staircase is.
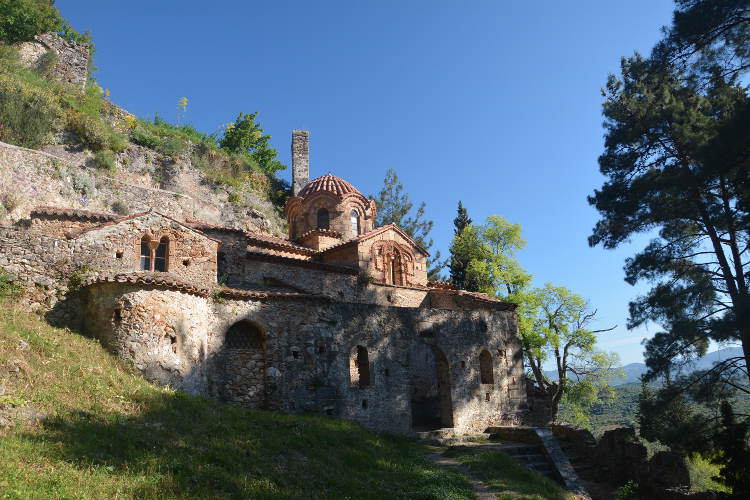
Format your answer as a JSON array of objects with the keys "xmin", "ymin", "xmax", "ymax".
[{"xmin": 491, "ymin": 441, "xmax": 558, "ymax": 480}]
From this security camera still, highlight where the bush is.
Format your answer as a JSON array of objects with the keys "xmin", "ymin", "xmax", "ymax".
[
  {"xmin": 0, "ymin": 0, "xmax": 62, "ymax": 44},
  {"xmin": 110, "ymin": 200, "xmax": 128, "ymax": 215},
  {"xmin": 92, "ymin": 150, "xmax": 115, "ymax": 171},
  {"xmin": 0, "ymin": 268, "xmax": 20, "ymax": 297},
  {"xmin": 0, "ymin": 191, "xmax": 21, "ymax": 212},
  {"xmin": 71, "ymin": 170, "xmax": 93, "ymax": 197},
  {"xmin": 227, "ymin": 192, "xmax": 241, "ymax": 204},
  {"xmin": 65, "ymin": 111, "xmax": 109, "ymax": 151},
  {"xmin": 33, "ymin": 50, "xmax": 57, "ymax": 79},
  {"xmin": 0, "ymin": 73, "xmax": 62, "ymax": 148}
]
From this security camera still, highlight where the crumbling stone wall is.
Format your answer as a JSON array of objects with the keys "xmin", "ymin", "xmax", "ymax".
[
  {"xmin": 83, "ymin": 281, "xmax": 527, "ymax": 435},
  {"xmin": 16, "ymin": 32, "xmax": 90, "ymax": 88}
]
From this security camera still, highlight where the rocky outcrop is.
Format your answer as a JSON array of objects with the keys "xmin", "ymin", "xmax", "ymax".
[
  {"xmin": 0, "ymin": 140, "xmax": 285, "ymax": 235},
  {"xmin": 16, "ymin": 32, "xmax": 89, "ymax": 88}
]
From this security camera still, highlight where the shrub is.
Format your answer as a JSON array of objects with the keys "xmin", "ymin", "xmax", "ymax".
[
  {"xmin": 33, "ymin": 50, "xmax": 57, "ymax": 79},
  {"xmin": 227, "ymin": 192, "xmax": 241, "ymax": 204},
  {"xmin": 0, "ymin": 191, "xmax": 21, "ymax": 212},
  {"xmin": 0, "ymin": 269, "xmax": 20, "ymax": 297},
  {"xmin": 65, "ymin": 111, "xmax": 109, "ymax": 151},
  {"xmin": 71, "ymin": 170, "xmax": 93, "ymax": 197},
  {"xmin": 0, "ymin": 0, "xmax": 62, "ymax": 44},
  {"xmin": 0, "ymin": 73, "xmax": 62, "ymax": 148},
  {"xmin": 92, "ymin": 150, "xmax": 115, "ymax": 171},
  {"xmin": 110, "ymin": 200, "xmax": 128, "ymax": 215}
]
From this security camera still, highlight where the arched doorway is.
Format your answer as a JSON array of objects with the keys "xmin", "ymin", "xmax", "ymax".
[
  {"xmin": 410, "ymin": 343, "xmax": 454, "ymax": 430},
  {"xmin": 223, "ymin": 320, "xmax": 266, "ymax": 408}
]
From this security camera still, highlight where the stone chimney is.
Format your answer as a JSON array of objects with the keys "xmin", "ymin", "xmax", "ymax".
[{"xmin": 291, "ymin": 130, "xmax": 309, "ymax": 196}]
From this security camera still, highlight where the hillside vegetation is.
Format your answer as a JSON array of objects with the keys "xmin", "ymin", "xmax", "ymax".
[{"xmin": 0, "ymin": 296, "xmax": 476, "ymax": 499}]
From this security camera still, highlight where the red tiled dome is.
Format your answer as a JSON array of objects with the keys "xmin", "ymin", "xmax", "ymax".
[{"xmin": 298, "ymin": 173, "xmax": 363, "ymax": 199}]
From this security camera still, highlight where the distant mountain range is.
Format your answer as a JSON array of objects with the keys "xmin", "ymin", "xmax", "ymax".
[{"xmin": 543, "ymin": 347, "xmax": 745, "ymax": 386}]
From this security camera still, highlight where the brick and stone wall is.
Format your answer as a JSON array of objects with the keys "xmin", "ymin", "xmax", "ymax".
[{"xmin": 83, "ymin": 281, "xmax": 527, "ymax": 435}]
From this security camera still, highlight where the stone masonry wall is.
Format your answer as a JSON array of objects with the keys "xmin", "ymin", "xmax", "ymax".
[{"xmin": 83, "ymin": 282, "xmax": 527, "ymax": 435}]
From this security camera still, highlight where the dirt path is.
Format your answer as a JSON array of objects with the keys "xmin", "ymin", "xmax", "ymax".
[{"xmin": 426, "ymin": 449, "xmax": 499, "ymax": 500}]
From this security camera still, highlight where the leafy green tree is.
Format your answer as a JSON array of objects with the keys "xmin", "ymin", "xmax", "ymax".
[
  {"xmin": 449, "ymin": 201, "xmax": 472, "ymax": 287},
  {"xmin": 219, "ymin": 112, "xmax": 285, "ymax": 175},
  {"xmin": 456, "ymin": 215, "xmax": 531, "ymax": 295},
  {"xmin": 517, "ymin": 284, "xmax": 620, "ymax": 423},
  {"xmin": 372, "ymin": 168, "xmax": 443, "ymax": 280},
  {"xmin": 0, "ymin": 0, "xmax": 62, "ymax": 44}
]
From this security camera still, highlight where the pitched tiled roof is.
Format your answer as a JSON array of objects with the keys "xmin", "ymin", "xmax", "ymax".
[
  {"xmin": 298, "ymin": 173, "xmax": 363, "ymax": 199},
  {"xmin": 187, "ymin": 220, "xmax": 314, "ymax": 255},
  {"xmin": 427, "ymin": 281, "xmax": 459, "ymax": 290},
  {"xmin": 216, "ymin": 287, "xmax": 327, "ymax": 301},
  {"xmin": 81, "ymin": 272, "xmax": 211, "ymax": 296},
  {"xmin": 320, "ymin": 224, "xmax": 430, "ymax": 256},
  {"xmin": 31, "ymin": 206, "xmax": 120, "ymax": 222},
  {"xmin": 296, "ymin": 228, "xmax": 343, "ymax": 240}
]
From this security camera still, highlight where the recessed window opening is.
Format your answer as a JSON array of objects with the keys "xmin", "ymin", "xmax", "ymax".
[
  {"xmin": 362, "ymin": 399, "xmax": 368, "ymax": 409},
  {"xmin": 461, "ymin": 361, "xmax": 466, "ymax": 369},
  {"xmin": 350, "ymin": 209, "xmax": 361, "ymax": 235},
  {"xmin": 140, "ymin": 236, "xmax": 151, "ymax": 271},
  {"xmin": 154, "ymin": 237, "xmax": 168, "ymax": 272},
  {"xmin": 292, "ymin": 350, "xmax": 300, "ymax": 360},
  {"xmin": 350, "ymin": 345, "xmax": 371, "ymax": 388},
  {"xmin": 113, "ymin": 308, "xmax": 122, "ymax": 325},
  {"xmin": 485, "ymin": 392, "xmax": 491, "ymax": 402},
  {"xmin": 384, "ymin": 368, "xmax": 390, "ymax": 377},
  {"xmin": 317, "ymin": 208, "xmax": 330, "ymax": 229},
  {"xmin": 480, "ymin": 350, "xmax": 494, "ymax": 384},
  {"xmin": 317, "ymin": 345, "xmax": 325, "ymax": 354}
]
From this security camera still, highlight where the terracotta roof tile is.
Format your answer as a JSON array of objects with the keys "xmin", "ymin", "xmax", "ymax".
[
  {"xmin": 31, "ymin": 206, "xmax": 120, "ymax": 222},
  {"xmin": 246, "ymin": 251, "xmax": 359, "ymax": 274},
  {"xmin": 320, "ymin": 224, "xmax": 430, "ymax": 256},
  {"xmin": 187, "ymin": 220, "xmax": 315, "ymax": 255},
  {"xmin": 81, "ymin": 272, "xmax": 211, "ymax": 296},
  {"xmin": 296, "ymin": 228, "xmax": 343, "ymax": 240},
  {"xmin": 298, "ymin": 173, "xmax": 363, "ymax": 199},
  {"xmin": 217, "ymin": 287, "xmax": 327, "ymax": 301}
]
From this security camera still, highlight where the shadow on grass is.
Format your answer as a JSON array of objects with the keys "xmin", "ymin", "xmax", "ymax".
[{"xmin": 21, "ymin": 390, "xmax": 474, "ymax": 499}]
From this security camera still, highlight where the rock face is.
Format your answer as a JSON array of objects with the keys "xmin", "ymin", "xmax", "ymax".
[
  {"xmin": 16, "ymin": 32, "xmax": 89, "ymax": 88},
  {"xmin": 0, "ymin": 140, "xmax": 283, "ymax": 235}
]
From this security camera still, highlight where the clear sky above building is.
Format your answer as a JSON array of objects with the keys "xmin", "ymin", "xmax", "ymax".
[{"xmin": 58, "ymin": 0, "xmax": 677, "ymax": 364}]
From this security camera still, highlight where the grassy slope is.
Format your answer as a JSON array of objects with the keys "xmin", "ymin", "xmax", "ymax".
[
  {"xmin": 443, "ymin": 447, "xmax": 576, "ymax": 500},
  {"xmin": 0, "ymin": 299, "xmax": 474, "ymax": 499}
]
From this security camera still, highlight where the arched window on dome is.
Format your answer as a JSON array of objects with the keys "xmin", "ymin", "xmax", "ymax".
[
  {"xmin": 317, "ymin": 208, "xmax": 330, "ymax": 230},
  {"xmin": 350, "ymin": 209, "xmax": 361, "ymax": 235}
]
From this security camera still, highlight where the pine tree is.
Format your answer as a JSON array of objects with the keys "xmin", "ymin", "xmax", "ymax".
[{"xmin": 449, "ymin": 201, "xmax": 472, "ymax": 287}]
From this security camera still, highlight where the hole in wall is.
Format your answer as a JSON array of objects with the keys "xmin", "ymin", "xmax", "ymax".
[
  {"xmin": 292, "ymin": 350, "xmax": 300, "ymax": 360},
  {"xmin": 115, "ymin": 251, "xmax": 123, "ymax": 259},
  {"xmin": 317, "ymin": 345, "xmax": 325, "ymax": 354},
  {"xmin": 169, "ymin": 335, "xmax": 177, "ymax": 354},
  {"xmin": 113, "ymin": 308, "xmax": 122, "ymax": 325},
  {"xmin": 325, "ymin": 408, "xmax": 335, "ymax": 416},
  {"xmin": 384, "ymin": 368, "xmax": 390, "ymax": 377},
  {"xmin": 485, "ymin": 392, "xmax": 491, "ymax": 402},
  {"xmin": 362, "ymin": 399, "xmax": 368, "ymax": 409},
  {"xmin": 183, "ymin": 259, "xmax": 191, "ymax": 266},
  {"xmin": 461, "ymin": 361, "xmax": 466, "ymax": 369}
]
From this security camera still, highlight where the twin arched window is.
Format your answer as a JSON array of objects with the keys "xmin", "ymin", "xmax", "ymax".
[
  {"xmin": 140, "ymin": 235, "xmax": 169, "ymax": 272},
  {"xmin": 317, "ymin": 208, "xmax": 330, "ymax": 230}
]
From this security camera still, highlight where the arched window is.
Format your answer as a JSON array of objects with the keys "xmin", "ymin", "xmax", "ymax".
[
  {"xmin": 386, "ymin": 256, "xmax": 403, "ymax": 286},
  {"xmin": 350, "ymin": 209, "xmax": 361, "ymax": 235},
  {"xmin": 140, "ymin": 236, "xmax": 151, "ymax": 271},
  {"xmin": 350, "ymin": 345, "xmax": 370, "ymax": 388},
  {"xmin": 226, "ymin": 320, "xmax": 264, "ymax": 349},
  {"xmin": 317, "ymin": 208, "xmax": 330, "ymax": 229},
  {"xmin": 154, "ymin": 237, "xmax": 168, "ymax": 272},
  {"xmin": 479, "ymin": 349, "xmax": 494, "ymax": 384}
]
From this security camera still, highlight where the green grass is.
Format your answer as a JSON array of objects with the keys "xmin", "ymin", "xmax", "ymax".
[
  {"xmin": 443, "ymin": 447, "xmax": 577, "ymax": 500},
  {"xmin": 0, "ymin": 299, "xmax": 474, "ymax": 499}
]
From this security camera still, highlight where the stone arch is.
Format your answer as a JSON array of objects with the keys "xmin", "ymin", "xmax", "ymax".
[
  {"xmin": 222, "ymin": 320, "xmax": 267, "ymax": 408},
  {"xmin": 479, "ymin": 349, "xmax": 494, "ymax": 384},
  {"xmin": 350, "ymin": 345, "xmax": 371, "ymax": 388},
  {"xmin": 410, "ymin": 343, "xmax": 454, "ymax": 430}
]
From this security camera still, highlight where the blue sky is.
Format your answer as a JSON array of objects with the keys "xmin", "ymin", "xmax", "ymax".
[{"xmin": 59, "ymin": 0, "xmax": 677, "ymax": 364}]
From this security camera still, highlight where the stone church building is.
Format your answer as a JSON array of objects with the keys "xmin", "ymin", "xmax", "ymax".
[{"xmin": 0, "ymin": 131, "xmax": 528, "ymax": 434}]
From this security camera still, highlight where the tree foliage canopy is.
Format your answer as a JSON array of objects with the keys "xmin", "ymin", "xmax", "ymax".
[
  {"xmin": 219, "ymin": 112, "xmax": 285, "ymax": 175},
  {"xmin": 0, "ymin": 0, "xmax": 61, "ymax": 44},
  {"xmin": 591, "ymin": 0, "xmax": 750, "ymax": 489}
]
